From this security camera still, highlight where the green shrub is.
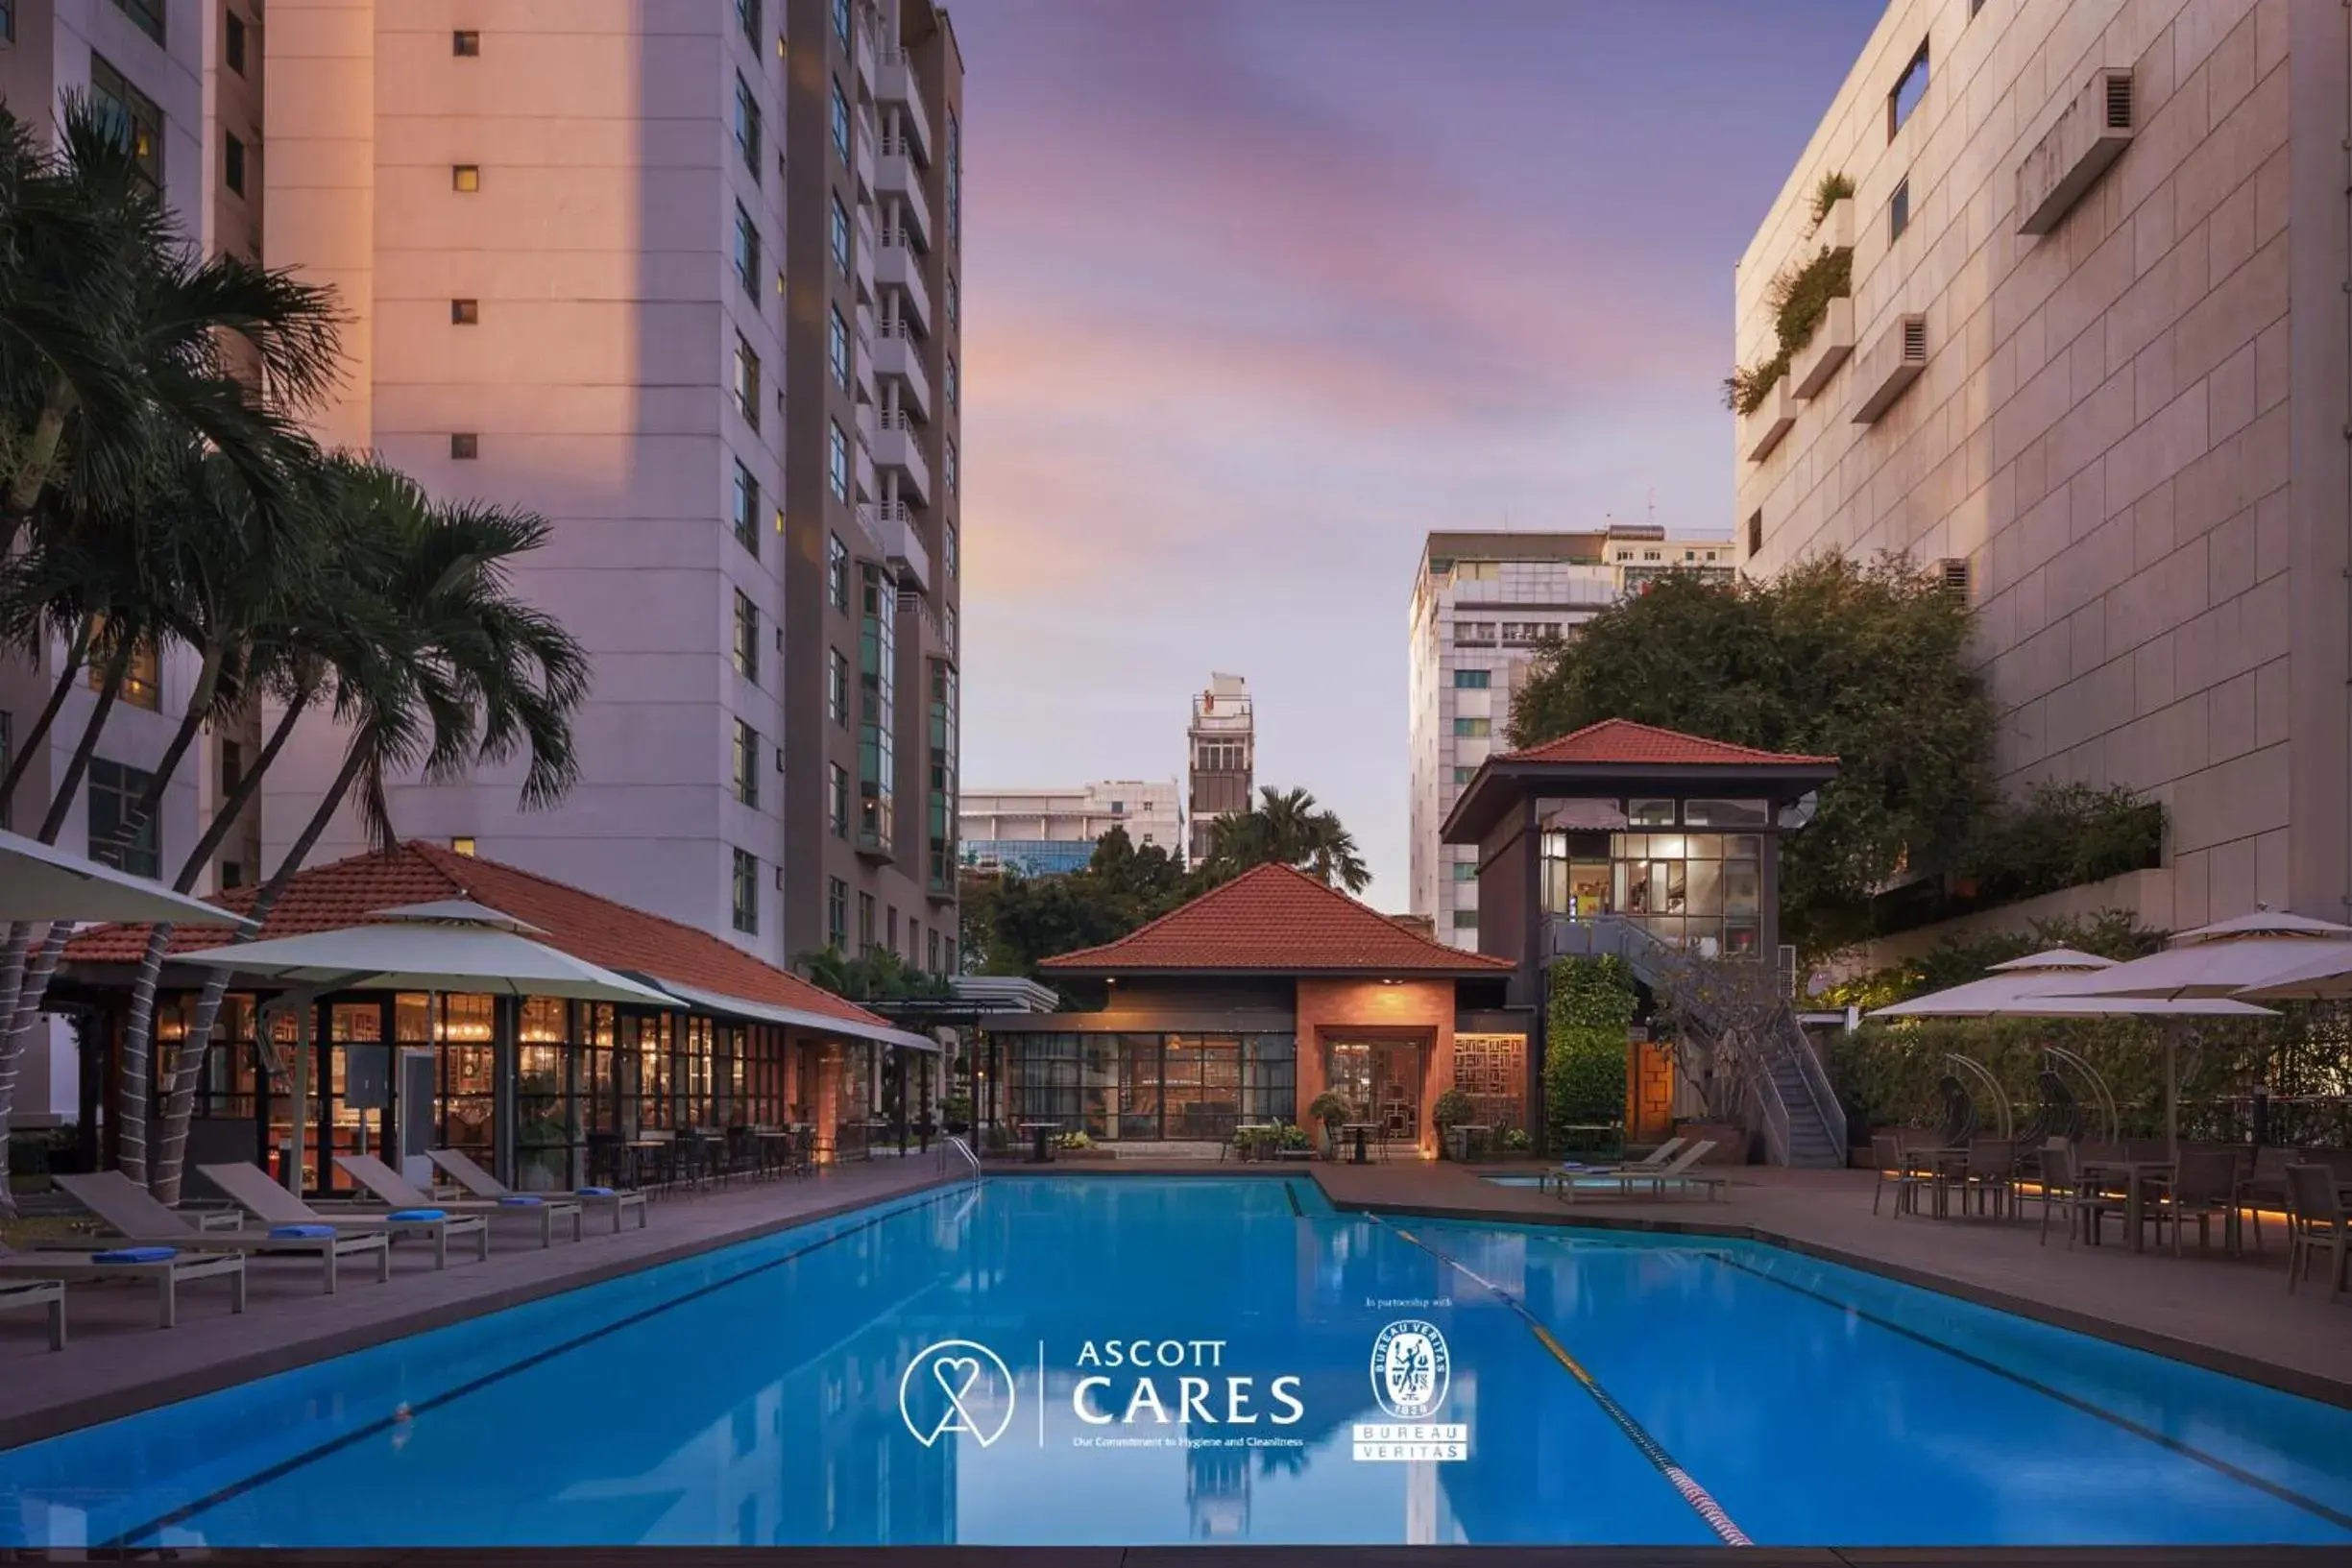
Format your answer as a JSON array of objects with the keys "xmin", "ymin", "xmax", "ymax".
[
  {"xmin": 1957, "ymin": 783, "xmax": 2164, "ymax": 904},
  {"xmin": 1308, "ymin": 1091, "xmax": 1354, "ymax": 1128},
  {"xmin": 1545, "ymin": 957, "xmax": 1637, "ymax": 1152},
  {"xmin": 1431, "ymin": 1089, "xmax": 1474, "ymax": 1131},
  {"xmin": 1809, "ymin": 171, "xmax": 1855, "ymax": 229},
  {"xmin": 1725, "ymin": 247, "xmax": 1853, "ymax": 414}
]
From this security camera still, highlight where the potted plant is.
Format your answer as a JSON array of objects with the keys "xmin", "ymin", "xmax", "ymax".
[
  {"xmin": 1501, "ymin": 1127, "xmax": 1532, "ymax": 1155},
  {"xmin": 1430, "ymin": 1089, "xmax": 1476, "ymax": 1159},
  {"xmin": 1308, "ymin": 1092, "xmax": 1354, "ymax": 1159},
  {"xmin": 939, "ymin": 1093, "xmax": 973, "ymax": 1136},
  {"xmin": 1276, "ymin": 1124, "xmax": 1314, "ymax": 1160}
]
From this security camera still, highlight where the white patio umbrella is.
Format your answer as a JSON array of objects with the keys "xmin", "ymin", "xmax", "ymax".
[
  {"xmin": 0, "ymin": 827, "xmax": 248, "ymax": 926},
  {"xmin": 174, "ymin": 900, "xmax": 678, "ymax": 1185},
  {"xmin": 1868, "ymin": 949, "xmax": 2273, "ymax": 1021}
]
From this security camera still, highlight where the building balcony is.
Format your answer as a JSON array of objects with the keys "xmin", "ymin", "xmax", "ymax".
[
  {"xmin": 877, "ymin": 237, "xmax": 932, "ymax": 335},
  {"xmin": 874, "ymin": 418, "xmax": 933, "ymax": 507},
  {"xmin": 874, "ymin": 331, "xmax": 932, "ymax": 422},
  {"xmin": 875, "ymin": 500, "xmax": 932, "ymax": 595},
  {"xmin": 854, "ymin": 114, "xmax": 878, "ymax": 205},
  {"xmin": 853, "ymin": 220, "xmax": 876, "ymax": 304},
  {"xmin": 878, "ymin": 151, "xmax": 934, "ymax": 252},
  {"xmin": 878, "ymin": 49, "xmax": 934, "ymax": 164},
  {"xmin": 853, "ymin": 15, "xmax": 878, "ymax": 93},
  {"xmin": 1742, "ymin": 375, "xmax": 1797, "ymax": 463},
  {"xmin": 1789, "ymin": 296, "xmax": 1854, "ymax": 399}
]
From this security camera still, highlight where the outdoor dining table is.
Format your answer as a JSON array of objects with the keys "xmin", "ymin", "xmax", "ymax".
[
  {"xmin": 1018, "ymin": 1121, "xmax": 1059, "ymax": 1164},
  {"xmin": 1447, "ymin": 1123, "xmax": 1493, "ymax": 1163},
  {"xmin": 2080, "ymin": 1157, "xmax": 2177, "ymax": 1254},
  {"xmin": 1341, "ymin": 1122, "xmax": 1379, "ymax": 1165},
  {"xmin": 1906, "ymin": 1146, "xmax": 1973, "ymax": 1218}
]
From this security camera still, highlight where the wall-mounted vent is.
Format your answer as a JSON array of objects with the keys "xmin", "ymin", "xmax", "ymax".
[
  {"xmin": 1938, "ymin": 558, "xmax": 1972, "ymax": 599},
  {"xmin": 2017, "ymin": 67, "xmax": 2135, "ymax": 235},
  {"xmin": 1853, "ymin": 312, "xmax": 1928, "ymax": 424}
]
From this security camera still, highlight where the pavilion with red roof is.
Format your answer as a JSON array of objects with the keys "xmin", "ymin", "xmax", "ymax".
[
  {"xmin": 59, "ymin": 841, "xmax": 937, "ymax": 1192},
  {"xmin": 977, "ymin": 864, "xmax": 1519, "ymax": 1157}
]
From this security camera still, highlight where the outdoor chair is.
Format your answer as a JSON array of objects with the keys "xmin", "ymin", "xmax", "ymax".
[
  {"xmin": 333, "ymin": 1154, "xmax": 584, "ymax": 1247},
  {"xmin": 54, "ymin": 1170, "xmax": 391, "ymax": 1293},
  {"xmin": 1548, "ymin": 1137, "xmax": 1685, "ymax": 1197},
  {"xmin": 2239, "ymin": 1146, "xmax": 2299, "ymax": 1254},
  {"xmin": 0, "ymin": 1243, "xmax": 244, "ymax": 1329},
  {"xmin": 0, "ymin": 1277, "xmax": 66, "ymax": 1350},
  {"xmin": 200, "ymin": 1161, "xmax": 489, "ymax": 1269},
  {"xmin": 1611, "ymin": 1140, "xmax": 1726, "ymax": 1201},
  {"xmin": 2162, "ymin": 1147, "xmax": 2245, "ymax": 1257},
  {"xmin": 2028, "ymin": 1143, "xmax": 2121, "ymax": 1249},
  {"xmin": 1870, "ymin": 1133, "xmax": 1923, "ymax": 1218},
  {"xmin": 2284, "ymin": 1163, "xmax": 2350, "ymax": 1302},
  {"xmin": 428, "ymin": 1147, "xmax": 647, "ymax": 1233},
  {"xmin": 1962, "ymin": 1138, "xmax": 2017, "ymax": 1219}
]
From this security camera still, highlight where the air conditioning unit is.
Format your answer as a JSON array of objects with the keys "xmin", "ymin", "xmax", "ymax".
[
  {"xmin": 1853, "ymin": 313, "xmax": 1928, "ymax": 424},
  {"xmin": 2017, "ymin": 67, "xmax": 2135, "ymax": 235}
]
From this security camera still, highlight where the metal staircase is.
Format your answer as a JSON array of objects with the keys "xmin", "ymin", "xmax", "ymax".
[{"xmin": 1548, "ymin": 915, "xmax": 1848, "ymax": 1169}]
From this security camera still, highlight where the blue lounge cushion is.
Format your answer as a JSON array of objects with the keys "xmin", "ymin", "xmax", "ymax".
[
  {"xmin": 497, "ymin": 1195, "xmax": 545, "ymax": 1206},
  {"xmin": 269, "ymin": 1224, "xmax": 338, "ymax": 1241},
  {"xmin": 93, "ymin": 1245, "xmax": 178, "ymax": 1265},
  {"xmin": 386, "ymin": 1208, "xmax": 446, "ymax": 1222},
  {"xmin": 575, "ymin": 1186, "xmax": 617, "ymax": 1197}
]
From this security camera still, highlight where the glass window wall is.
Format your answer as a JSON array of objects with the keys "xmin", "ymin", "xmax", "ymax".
[{"xmin": 1000, "ymin": 1032, "xmax": 1295, "ymax": 1140}]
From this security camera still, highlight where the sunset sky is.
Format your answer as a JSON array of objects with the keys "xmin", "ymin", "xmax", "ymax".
[{"xmin": 952, "ymin": 0, "xmax": 1882, "ymax": 904}]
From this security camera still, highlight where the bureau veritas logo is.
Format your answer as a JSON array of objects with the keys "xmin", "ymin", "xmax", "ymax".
[{"xmin": 1354, "ymin": 1319, "xmax": 1467, "ymax": 1461}]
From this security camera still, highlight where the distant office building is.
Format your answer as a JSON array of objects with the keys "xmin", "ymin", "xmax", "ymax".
[
  {"xmin": 959, "ymin": 781, "xmax": 1183, "ymax": 877},
  {"xmin": 1187, "ymin": 674, "xmax": 1254, "ymax": 864},
  {"xmin": 1408, "ymin": 527, "xmax": 1735, "ymax": 949}
]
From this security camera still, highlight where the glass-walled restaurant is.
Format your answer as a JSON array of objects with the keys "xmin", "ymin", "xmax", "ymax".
[
  {"xmin": 988, "ymin": 1032, "xmax": 1297, "ymax": 1143},
  {"xmin": 1538, "ymin": 796, "xmax": 1771, "ymax": 956},
  {"xmin": 142, "ymin": 991, "xmax": 905, "ymax": 1193}
]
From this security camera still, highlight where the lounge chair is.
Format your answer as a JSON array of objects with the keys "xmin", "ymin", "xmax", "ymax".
[
  {"xmin": 199, "ymin": 1161, "xmax": 489, "ymax": 1268},
  {"xmin": 1607, "ymin": 1140, "xmax": 1727, "ymax": 1201},
  {"xmin": 332, "ymin": 1154, "xmax": 583, "ymax": 1247},
  {"xmin": 1542, "ymin": 1137, "xmax": 1683, "ymax": 1195},
  {"xmin": 0, "ymin": 1277, "xmax": 66, "ymax": 1349},
  {"xmin": 54, "ymin": 1171, "xmax": 391, "ymax": 1294},
  {"xmin": 0, "ymin": 1245, "xmax": 244, "ymax": 1329},
  {"xmin": 426, "ymin": 1147, "xmax": 646, "ymax": 1234}
]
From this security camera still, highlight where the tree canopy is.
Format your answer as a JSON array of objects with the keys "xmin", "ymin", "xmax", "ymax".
[{"xmin": 1509, "ymin": 554, "xmax": 1998, "ymax": 954}]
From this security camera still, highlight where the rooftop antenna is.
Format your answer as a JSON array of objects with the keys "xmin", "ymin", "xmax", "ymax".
[{"xmin": 1647, "ymin": 487, "xmax": 1657, "ymax": 528}]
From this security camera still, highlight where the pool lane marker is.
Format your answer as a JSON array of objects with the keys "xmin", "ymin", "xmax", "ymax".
[
  {"xmin": 1284, "ymin": 1181, "xmax": 1305, "ymax": 1218},
  {"xmin": 1369, "ymin": 1216, "xmax": 1752, "ymax": 1548},
  {"xmin": 1714, "ymin": 1252, "xmax": 2352, "ymax": 1536},
  {"xmin": 103, "ymin": 1183, "xmax": 972, "ymax": 1550}
]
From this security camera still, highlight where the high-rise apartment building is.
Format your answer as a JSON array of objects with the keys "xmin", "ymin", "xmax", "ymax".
[
  {"xmin": 959, "ymin": 781, "xmax": 1183, "ymax": 877},
  {"xmin": 253, "ymin": 1, "xmax": 962, "ymax": 976},
  {"xmin": 782, "ymin": 0, "xmax": 963, "ymax": 970},
  {"xmin": 1186, "ymin": 674, "xmax": 1253, "ymax": 864},
  {"xmin": 1738, "ymin": 0, "xmax": 2346, "ymax": 930},
  {"xmin": 1407, "ymin": 527, "xmax": 1733, "ymax": 949}
]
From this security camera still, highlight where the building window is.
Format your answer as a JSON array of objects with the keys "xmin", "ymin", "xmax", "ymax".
[
  {"xmin": 1453, "ymin": 668, "xmax": 1491, "ymax": 689},
  {"xmin": 945, "ymin": 356, "xmax": 958, "ymax": 410},
  {"xmin": 452, "ymin": 30, "xmax": 481, "ymax": 56},
  {"xmin": 830, "ymin": 77, "xmax": 851, "ymax": 165},
  {"xmin": 734, "ymin": 203, "xmax": 761, "ymax": 298},
  {"xmin": 1451, "ymin": 909, "xmax": 1479, "ymax": 929},
  {"xmin": 833, "ymin": 0, "xmax": 851, "ymax": 48},
  {"xmin": 1453, "ymin": 766, "xmax": 1475, "ymax": 786},
  {"xmin": 1888, "ymin": 38, "xmax": 1928, "ymax": 138},
  {"xmin": 90, "ymin": 57, "xmax": 163, "ymax": 187},
  {"xmin": 452, "ymin": 164, "xmax": 481, "ymax": 192},
  {"xmin": 731, "ymin": 848, "xmax": 759, "ymax": 934},
  {"xmin": 828, "ymin": 646, "xmax": 848, "ymax": 724},
  {"xmin": 928, "ymin": 928, "xmax": 941, "ymax": 975},
  {"xmin": 220, "ymin": 860, "xmax": 243, "ymax": 888},
  {"xmin": 1453, "ymin": 861, "xmax": 1477, "ymax": 881},
  {"xmin": 219, "ymin": 739, "xmax": 242, "ymax": 797},
  {"xmin": 946, "ymin": 275, "xmax": 958, "ymax": 329},
  {"xmin": 944, "ymin": 438, "xmax": 958, "ymax": 495},
  {"xmin": 91, "ymin": 633, "xmax": 161, "ymax": 711},
  {"xmin": 732, "ymin": 718, "xmax": 760, "ymax": 808},
  {"xmin": 830, "ymin": 194, "xmax": 851, "ymax": 277},
  {"xmin": 946, "ymin": 109, "xmax": 960, "ymax": 251},
  {"xmin": 827, "ymin": 420, "xmax": 848, "ymax": 501},
  {"xmin": 1746, "ymin": 510, "xmax": 1763, "ymax": 557},
  {"xmin": 450, "ymin": 432, "xmax": 478, "ymax": 460},
  {"xmin": 450, "ymin": 835, "xmax": 477, "ymax": 856},
  {"xmin": 1, "ymin": 0, "xmax": 14, "ymax": 43},
  {"xmin": 858, "ymin": 563, "xmax": 898, "ymax": 856},
  {"xmin": 857, "ymin": 890, "xmax": 876, "ymax": 953},
  {"xmin": 827, "ymin": 877, "xmax": 848, "ymax": 949},
  {"xmin": 87, "ymin": 760, "xmax": 159, "ymax": 879},
  {"xmin": 886, "ymin": 905, "xmax": 899, "ymax": 956},
  {"xmin": 732, "ymin": 589, "xmax": 760, "ymax": 683},
  {"xmin": 1890, "ymin": 176, "xmax": 1911, "ymax": 241},
  {"xmin": 944, "ymin": 520, "xmax": 958, "ymax": 578},
  {"xmin": 0, "ymin": 712, "xmax": 12, "ymax": 831},
  {"xmin": 734, "ymin": 335, "xmax": 761, "ymax": 429},
  {"xmin": 224, "ymin": 133, "xmax": 247, "ymax": 196},
  {"xmin": 829, "ymin": 762, "xmax": 849, "ymax": 837},
  {"xmin": 732, "ymin": 460, "xmax": 760, "ymax": 555},
  {"xmin": 738, "ymin": 0, "xmax": 761, "ymax": 43},
  {"xmin": 450, "ymin": 298, "xmax": 479, "ymax": 326},
  {"xmin": 829, "ymin": 305, "xmax": 850, "ymax": 391},
  {"xmin": 1453, "ymin": 717, "xmax": 1491, "ymax": 737},
  {"xmin": 735, "ymin": 75, "xmax": 762, "ymax": 177},
  {"xmin": 224, "ymin": 11, "xmax": 246, "ymax": 70},
  {"xmin": 111, "ymin": 0, "xmax": 163, "ymax": 44},
  {"xmin": 828, "ymin": 534, "xmax": 850, "ymax": 610},
  {"xmin": 927, "ymin": 658, "xmax": 957, "ymax": 891}
]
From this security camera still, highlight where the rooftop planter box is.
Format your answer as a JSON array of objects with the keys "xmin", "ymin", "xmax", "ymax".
[
  {"xmin": 1853, "ymin": 313, "xmax": 1928, "ymax": 423},
  {"xmin": 1743, "ymin": 374, "xmax": 1798, "ymax": 461},
  {"xmin": 1789, "ymin": 295, "xmax": 1854, "ymax": 398},
  {"xmin": 1816, "ymin": 195, "xmax": 1855, "ymax": 253},
  {"xmin": 2018, "ymin": 67, "xmax": 2135, "ymax": 236}
]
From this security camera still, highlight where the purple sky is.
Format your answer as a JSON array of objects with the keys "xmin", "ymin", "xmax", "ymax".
[{"xmin": 953, "ymin": 0, "xmax": 1882, "ymax": 904}]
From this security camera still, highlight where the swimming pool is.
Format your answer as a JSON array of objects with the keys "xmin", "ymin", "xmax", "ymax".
[{"xmin": 4, "ymin": 1175, "xmax": 2349, "ymax": 1548}]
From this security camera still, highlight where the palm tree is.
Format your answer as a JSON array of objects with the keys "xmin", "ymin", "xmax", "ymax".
[
  {"xmin": 147, "ymin": 470, "xmax": 590, "ymax": 1201},
  {"xmin": 1201, "ymin": 786, "xmax": 1372, "ymax": 895}
]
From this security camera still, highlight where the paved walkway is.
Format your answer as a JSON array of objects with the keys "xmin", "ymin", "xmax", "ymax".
[
  {"xmin": 0, "ymin": 1154, "xmax": 959, "ymax": 1449},
  {"xmin": 1312, "ymin": 1159, "xmax": 2352, "ymax": 1407}
]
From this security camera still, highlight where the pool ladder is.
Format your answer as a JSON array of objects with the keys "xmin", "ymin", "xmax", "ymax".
[{"xmin": 942, "ymin": 1133, "xmax": 982, "ymax": 1185}]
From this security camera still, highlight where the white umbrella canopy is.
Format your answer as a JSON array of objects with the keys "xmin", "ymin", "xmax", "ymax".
[
  {"xmin": 173, "ymin": 908, "xmax": 679, "ymax": 1008},
  {"xmin": 0, "ymin": 828, "xmax": 249, "ymax": 927},
  {"xmin": 1868, "ymin": 950, "xmax": 2273, "ymax": 1020}
]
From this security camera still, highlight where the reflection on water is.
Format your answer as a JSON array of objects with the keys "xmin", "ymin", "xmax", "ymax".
[{"xmin": 2, "ymin": 1178, "xmax": 2349, "ymax": 1548}]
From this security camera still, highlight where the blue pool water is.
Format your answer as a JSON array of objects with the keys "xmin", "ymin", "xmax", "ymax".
[{"xmin": 4, "ymin": 1175, "xmax": 2350, "ymax": 1548}]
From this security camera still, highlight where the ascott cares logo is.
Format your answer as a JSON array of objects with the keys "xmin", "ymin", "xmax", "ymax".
[{"xmin": 900, "ymin": 1339, "xmax": 1017, "ymax": 1448}]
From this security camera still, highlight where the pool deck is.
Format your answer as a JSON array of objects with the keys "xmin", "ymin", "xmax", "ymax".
[
  {"xmin": 0, "ymin": 1153, "xmax": 962, "ymax": 1450},
  {"xmin": 1309, "ymin": 1160, "xmax": 2352, "ymax": 1409}
]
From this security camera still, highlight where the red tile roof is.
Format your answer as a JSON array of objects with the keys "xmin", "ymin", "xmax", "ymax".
[
  {"xmin": 1501, "ymin": 718, "xmax": 1837, "ymax": 767},
  {"xmin": 62, "ymin": 841, "xmax": 892, "ymax": 1030},
  {"xmin": 1038, "ymin": 864, "xmax": 1515, "ymax": 976}
]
